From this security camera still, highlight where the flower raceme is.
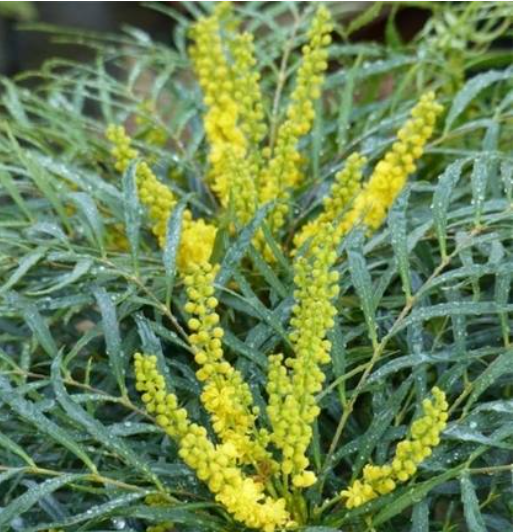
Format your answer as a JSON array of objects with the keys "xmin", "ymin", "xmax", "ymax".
[
  {"xmin": 116, "ymin": 4, "xmax": 450, "ymax": 530},
  {"xmin": 188, "ymin": 4, "xmax": 443, "ymax": 263},
  {"xmin": 133, "ymin": 222, "xmax": 450, "ymax": 530},
  {"xmin": 105, "ymin": 124, "xmax": 216, "ymax": 270},
  {"xmin": 294, "ymin": 92, "xmax": 444, "ymax": 253},
  {"xmin": 189, "ymin": 2, "xmax": 259, "ymax": 225},
  {"xmin": 293, "ymin": 152, "xmax": 366, "ymax": 252},
  {"xmin": 337, "ymin": 91, "xmax": 444, "ymax": 236},
  {"xmin": 183, "ymin": 262, "xmax": 272, "ymax": 465},
  {"xmin": 134, "ymin": 353, "xmax": 290, "ymax": 532},
  {"xmin": 341, "ymin": 387, "xmax": 449, "ymax": 509},
  {"xmin": 257, "ymin": 6, "xmax": 333, "ymax": 239},
  {"xmin": 267, "ymin": 223, "xmax": 340, "ymax": 488},
  {"xmin": 134, "ymin": 257, "xmax": 449, "ymax": 529},
  {"xmin": 189, "ymin": 3, "xmax": 332, "ymax": 240}
]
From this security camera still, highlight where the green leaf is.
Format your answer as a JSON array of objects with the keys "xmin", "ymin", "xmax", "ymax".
[
  {"xmin": 93, "ymin": 286, "xmax": 126, "ymax": 396},
  {"xmin": 0, "ymin": 468, "xmax": 23, "ymax": 487},
  {"xmin": 28, "ymin": 259, "xmax": 92, "ymax": 296},
  {"xmin": 386, "ymin": 6, "xmax": 403, "ymax": 48},
  {"xmin": 163, "ymin": 195, "xmax": 190, "ymax": 305},
  {"xmin": 27, "ymin": 491, "xmax": 149, "ymax": 531},
  {"xmin": 51, "ymin": 354, "xmax": 162, "ymax": 489},
  {"xmin": 0, "ymin": 247, "xmax": 46, "ymax": 295},
  {"xmin": 328, "ymin": 319, "xmax": 346, "ymax": 380},
  {"xmin": 337, "ymin": 60, "xmax": 358, "ymax": 146},
  {"xmin": 411, "ymin": 500, "xmax": 429, "ymax": 532},
  {"xmin": 70, "ymin": 192, "xmax": 105, "ymax": 254},
  {"xmin": 0, "ymin": 474, "xmax": 85, "ymax": 529},
  {"xmin": 0, "ymin": 377, "xmax": 97, "ymax": 472},
  {"xmin": 0, "ymin": 169, "xmax": 33, "ymax": 221},
  {"xmin": 5, "ymin": 126, "xmax": 72, "ymax": 232},
  {"xmin": 445, "ymin": 68, "xmax": 511, "ymax": 131},
  {"xmin": 470, "ymin": 155, "xmax": 490, "ymax": 227},
  {"xmin": 122, "ymin": 503, "xmax": 224, "ymax": 530},
  {"xmin": 351, "ymin": 377, "xmax": 412, "ymax": 476},
  {"xmin": 398, "ymin": 302, "xmax": 512, "ymax": 333},
  {"xmin": 2, "ymin": 79, "xmax": 30, "ymax": 124},
  {"xmin": 222, "ymin": 330, "xmax": 267, "ymax": 369},
  {"xmin": 0, "ymin": 432, "xmax": 36, "ymax": 466},
  {"xmin": 460, "ymin": 474, "xmax": 487, "ymax": 532},
  {"xmin": 464, "ymin": 350, "xmax": 512, "ymax": 414},
  {"xmin": 135, "ymin": 314, "xmax": 175, "ymax": 391},
  {"xmin": 343, "ymin": 2, "xmax": 383, "ymax": 37},
  {"xmin": 432, "ymin": 159, "xmax": 467, "ymax": 259},
  {"xmin": 217, "ymin": 202, "xmax": 272, "ymax": 286},
  {"xmin": 388, "ymin": 187, "xmax": 411, "ymax": 298},
  {"xmin": 372, "ymin": 465, "xmax": 464, "ymax": 526},
  {"xmin": 6, "ymin": 293, "xmax": 58, "ymax": 357},
  {"xmin": 347, "ymin": 231, "xmax": 377, "ymax": 346},
  {"xmin": 248, "ymin": 245, "xmax": 288, "ymax": 298},
  {"xmin": 122, "ymin": 160, "xmax": 142, "ymax": 270},
  {"xmin": 500, "ymin": 160, "xmax": 512, "ymax": 201}
]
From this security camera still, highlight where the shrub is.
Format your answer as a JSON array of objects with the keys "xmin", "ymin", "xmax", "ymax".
[{"xmin": 0, "ymin": 2, "xmax": 512, "ymax": 531}]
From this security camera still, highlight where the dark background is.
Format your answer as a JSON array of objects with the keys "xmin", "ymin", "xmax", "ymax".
[{"xmin": 0, "ymin": 1, "xmax": 433, "ymax": 76}]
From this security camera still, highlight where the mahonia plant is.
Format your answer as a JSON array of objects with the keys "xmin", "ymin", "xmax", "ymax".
[
  {"xmin": 104, "ymin": 3, "xmax": 449, "ymax": 531},
  {"xmin": 1, "ymin": 2, "xmax": 511, "ymax": 532}
]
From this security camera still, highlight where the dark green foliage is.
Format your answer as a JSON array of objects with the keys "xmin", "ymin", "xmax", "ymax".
[{"xmin": 0, "ymin": 2, "xmax": 512, "ymax": 531}]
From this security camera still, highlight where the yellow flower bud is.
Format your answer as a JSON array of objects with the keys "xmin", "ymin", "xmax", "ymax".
[{"xmin": 341, "ymin": 388, "xmax": 449, "ymax": 508}]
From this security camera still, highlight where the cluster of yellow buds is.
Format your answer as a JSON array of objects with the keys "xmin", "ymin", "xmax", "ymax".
[
  {"xmin": 106, "ymin": 123, "xmax": 178, "ymax": 247},
  {"xmin": 133, "ymin": 229, "xmax": 450, "ymax": 527},
  {"xmin": 135, "ymin": 160, "xmax": 180, "ymax": 248},
  {"xmin": 337, "ymin": 92, "xmax": 444, "ymax": 236},
  {"xmin": 134, "ymin": 353, "xmax": 290, "ymax": 532},
  {"xmin": 258, "ymin": 6, "xmax": 333, "ymax": 236},
  {"xmin": 267, "ymin": 223, "xmax": 340, "ymax": 487},
  {"xmin": 189, "ymin": 2, "xmax": 258, "ymax": 224},
  {"xmin": 178, "ymin": 219, "xmax": 217, "ymax": 272},
  {"xmin": 106, "ymin": 124, "xmax": 216, "ymax": 270},
  {"xmin": 293, "ymin": 93, "xmax": 443, "ymax": 248},
  {"xmin": 293, "ymin": 152, "xmax": 366, "ymax": 252},
  {"xmin": 184, "ymin": 262, "xmax": 270, "ymax": 464},
  {"xmin": 230, "ymin": 32, "xmax": 267, "ymax": 146},
  {"xmin": 340, "ymin": 387, "xmax": 449, "ymax": 508},
  {"xmin": 189, "ymin": 3, "xmax": 333, "ymax": 248},
  {"xmin": 106, "ymin": 124, "xmax": 138, "ymax": 173}
]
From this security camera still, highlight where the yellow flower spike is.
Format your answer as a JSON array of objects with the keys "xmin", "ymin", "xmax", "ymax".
[
  {"xmin": 133, "ymin": 160, "xmax": 179, "ymax": 248},
  {"xmin": 106, "ymin": 124, "xmax": 139, "ymax": 173},
  {"xmin": 189, "ymin": 4, "xmax": 259, "ymax": 226},
  {"xmin": 338, "ymin": 92, "xmax": 444, "ymax": 236},
  {"xmin": 293, "ymin": 152, "xmax": 366, "ymax": 253},
  {"xmin": 256, "ymin": 6, "xmax": 333, "ymax": 253},
  {"xmin": 230, "ymin": 31, "xmax": 267, "ymax": 146},
  {"xmin": 177, "ymin": 219, "xmax": 217, "ymax": 271},
  {"xmin": 134, "ymin": 353, "xmax": 291, "ymax": 532},
  {"xmin": 106, "ymin": 124, "xmax": 217, "ymax": 270},
  {"xmin": 340, "ymin": 387, "xmax": 449, "ymax": 509},
  {"xmin": 267, "ymin": 223, "xmax": 340, "ymax": 485},
  {"xmin": 183, "ymin": 262, "xmax": 272, "ymax": 465}
]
